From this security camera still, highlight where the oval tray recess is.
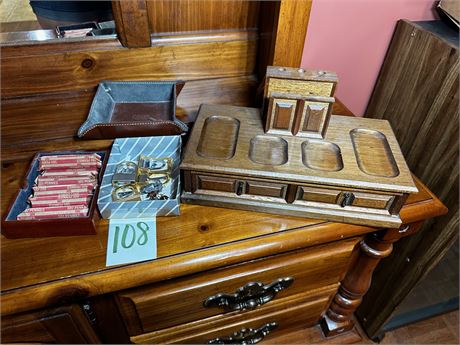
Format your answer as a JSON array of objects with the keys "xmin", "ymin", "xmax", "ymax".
[
  {"xmin": 350, "ymin": 128, "xmax": 399, "ymax": 177},
  {"xmin": 301, "ymin": 140, "xmax": 343, "ymax": 171},
  {"xmin": 249, "ymin": 135, "xmax": 288, "ymax": 166},
  {"xmin": 197, "ymin": 116, "xmax": 240, "ymax": 160}
]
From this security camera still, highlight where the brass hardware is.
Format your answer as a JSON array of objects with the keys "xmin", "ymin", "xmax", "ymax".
[
  {"xmin": 137, "ymin": 156, "xmax": 172, "ymax": 177},
  {"xmin": 208, "ymin": 322, "xmax": 277, "ymax": 344},
  {"xmin": 112, "ymin": 161, "xmax": 138, "ymax": 187},
  {"xmin": 203, "ymin": 277, "xmax": 294, "ymax": 311},
  {"xmin": 340, "ymin": 192, "xmax": 355, "ymax": 207},
  {"xmin": 112, "ymin": 156, "xmax": 173, "ymax": 201},
  {"xmin": 235, "ymin": 181, "xmax": 244, "ymax": 196},
  {"xmin": 112, "ymin": 183, "xmax": 141, "ymax": 202}
]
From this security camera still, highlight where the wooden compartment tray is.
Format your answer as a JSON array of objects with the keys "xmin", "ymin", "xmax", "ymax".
[{"xmin": 181, "ymin": 104, "xmax": 417, "ymax": 227}]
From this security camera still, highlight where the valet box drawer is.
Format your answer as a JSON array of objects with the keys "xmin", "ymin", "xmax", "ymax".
[
  {"xmin": 131, "ymin": 284, "xmax": 337, "ymax": 344},
  {"xmin": 192, "ymin": 173, "xmax": 289, "ymax": 201},
  {"xmin": 295, "ymin": 185, "xmax": 402, "ymax": 212},
  {"xmin": 116, "ymin": 238, "xmax": 358, "ymax": 335}
]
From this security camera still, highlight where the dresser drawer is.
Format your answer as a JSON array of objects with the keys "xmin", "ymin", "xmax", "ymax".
[
  {"xmin": 192, "ymin": 173, "xmax": 288, "ymax": 201},
  {"xmin": 131, "ymin": 284, "xmax": 337, "ymax": 344},
  {"xmin": 116, "ymin": 238, "xmax": 358, "ymax": 335},
  {"xmin": 295, "ymin": 185, "xmax": 400, "ymax": 212},
  {"xmin": 1, "ymin": 305, "xmax": 100, "ymax": 344}
]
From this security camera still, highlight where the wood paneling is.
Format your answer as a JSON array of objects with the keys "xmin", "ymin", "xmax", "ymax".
[
  {"xmin": 257, "ymin": 1, "xmax": 280, "ymax": 79},
  {"xmin": 1, "ymin": 36, "xmax": 123, "ymax": 55},
  {"xmin": 272, "ymin": 0, "xmax": 312, "ymax": 67},
  {"xmin": 256, "ymin": 0, "xmax": 312, "ymax": 79},
  {"xmin": 146, "ymin": 0, "xmax": 260, "ymax": 34},
  {"xmin": 1, "ymin": 36, "xmax": 256, "ymax": 98},
  {"xmin": 1, "ymin": 75, "xmax": 257, "ymax": 162},
  {"xmin": 359, "ymin": 20, "xmax": 458, "ymax": 338},
  {"xmin": 112, "ymin": 0, "xmax": 151, "ymax": 48},
  {"xmin": 1, "ymin": 94, "xmax": 349, "ymax": 165}
]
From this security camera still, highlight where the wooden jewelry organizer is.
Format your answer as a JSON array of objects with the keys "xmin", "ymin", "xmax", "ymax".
[{"xmin": 181, "ymin": 67, "xmax": 417, "ymax": 227}]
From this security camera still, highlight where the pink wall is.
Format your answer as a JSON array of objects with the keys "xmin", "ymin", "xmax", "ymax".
[{"xmin": 301, "ymin": 0, "xmax": 437, "ymax": 115}]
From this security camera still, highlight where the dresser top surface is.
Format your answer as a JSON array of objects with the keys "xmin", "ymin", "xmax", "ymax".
[
  {"xmin": 181, "ymin": 104, "xmax": 417, "ymax": 194},
  {"xmin": 1, "ymin": 176, "xmax": 444, "ymax": 314}
]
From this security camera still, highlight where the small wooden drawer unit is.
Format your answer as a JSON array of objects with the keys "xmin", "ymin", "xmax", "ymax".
[
  {"xmin": 263, "ymin": 66, "xmax": 338, "ymax": 138},
  {"xmin": 266, "ymin": 95, "xmax": 335, "ymax": 138},
  {"xmin": 116, "ymin": 238, "xmax": 358, "ymax": 336}
]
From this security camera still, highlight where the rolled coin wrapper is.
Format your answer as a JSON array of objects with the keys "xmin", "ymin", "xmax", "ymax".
[
  {"xmin": 36, "ymin": 176, "xmax": 97, "ymax": 186},
  {"xmin": 29, "ymin": 196, "xmax": 91, "ymax": 208},
  {"xmin": 30, "ymin": 192, "xmax": 92, "ymax": 201},
  {"xmin": 15, "ymin": 153, "xmax": 102, "ymax": 222},
  {"xmin": 40, "ymin": 161, "xmax": 102, "ymax": 170},
  {"xmin": 40, "ymin": 169, "xmax": 99, "ymax": 177},
  {"xmin": 40, "ymin": 153, "xmax": 101, "ymax": 161},
  {"xmin": 33, "ymin": 185, "xmax": 94, "ymax": 195},
  {"xmin": 17, "ymin": 207, "xmax": 89, "ymax": 220}
]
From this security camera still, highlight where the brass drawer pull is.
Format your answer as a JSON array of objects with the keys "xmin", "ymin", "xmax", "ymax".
[
  {"xmin": 203, "ymin": 277, "xmax": 294, "ymax": 311},
  {"xmin": 208, "ymin": 322, "xmax": 278, "ymax": 344}
]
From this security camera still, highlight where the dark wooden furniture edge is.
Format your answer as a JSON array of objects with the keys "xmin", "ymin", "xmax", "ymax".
[{"xmin": 320, "ymin": 175, "xmax": 447, "ymax": 336}]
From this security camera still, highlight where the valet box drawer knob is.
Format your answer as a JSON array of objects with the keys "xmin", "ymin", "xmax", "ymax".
[
  {"xmin": 340, "ymin": 192, "xmax": 355, "ymax": 207},
  {"xmin": 235, "ymin": 181, "xmax": 244, "ymax": 196},
  {"xmin": 203, "ymin": 277, "xmax": 294, "ymax": 311},
  {"xmin": 207, "ymin": 322, "xmax": 278, "ymax": 344}
]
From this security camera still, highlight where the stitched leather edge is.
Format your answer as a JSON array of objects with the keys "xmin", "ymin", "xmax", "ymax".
[{"xmin": 79, "ymin": 121, "xmax": 185, "ymax": 137}]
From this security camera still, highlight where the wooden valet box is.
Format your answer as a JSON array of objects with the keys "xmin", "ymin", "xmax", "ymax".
[
  {"xmin": 180, "ymin": 104, "xmax": 418, "ymax": 228},
  {"xmin": 263, "ymin": 66, "xmax": 338, "ymax": 138}
]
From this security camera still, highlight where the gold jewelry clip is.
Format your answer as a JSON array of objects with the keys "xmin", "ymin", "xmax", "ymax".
[{"xmin": 112, "ymin": 183, "xmax": 141, "ymax": 202}]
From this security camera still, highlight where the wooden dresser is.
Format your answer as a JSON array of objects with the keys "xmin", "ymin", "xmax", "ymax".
[
  {"xmin": 0, "ymin": 2, "xmax": 448, "ymax": 343},
  {"xmin": 1, "ymin": 175, "xmax": 447, "ymax": 343}
]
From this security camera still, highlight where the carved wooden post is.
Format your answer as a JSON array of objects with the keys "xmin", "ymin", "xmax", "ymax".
[{"xmin": 320, "ymin": 223, "xmax": 420, "ymax": 336}]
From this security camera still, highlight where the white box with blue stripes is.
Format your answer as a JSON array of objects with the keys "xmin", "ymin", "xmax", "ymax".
[{"xmin": 97, "ymin": 136, "xmax": 181, "ymax": 219}]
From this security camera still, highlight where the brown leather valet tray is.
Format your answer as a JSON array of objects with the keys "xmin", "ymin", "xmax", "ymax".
[
  {"xmin": 2, "ymin": 150, "xmax": 108, "ymax": 238},
  {"xmin": 77, "ymin": 81, "xmax": 188, "ymax": 139}
]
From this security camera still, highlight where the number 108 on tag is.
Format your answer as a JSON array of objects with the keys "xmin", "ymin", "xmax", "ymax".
[{"xmin": 106, "ymin": 218, "xmax": 157, "ymax": 266}]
